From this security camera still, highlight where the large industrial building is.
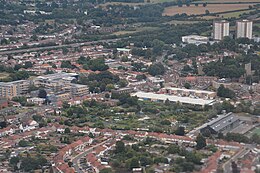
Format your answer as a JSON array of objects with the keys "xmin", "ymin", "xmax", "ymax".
[
  {"xmin": 213, "ymin": 20, "xmax": 230, "ymax": 40},
  {"xmin": 200, "ymin": 112, "xmax": 240, "ymax": 135},
  {"xmin": 236, "ymin": 20, "xmax": 253, "ymax": 39},
  {"xmin": 161, "ymin": 87, "xmax": 216, "ymax": 99},
  {"xmin": 132, "ymin": 91, "xmax": 216, "ymax": 107}
]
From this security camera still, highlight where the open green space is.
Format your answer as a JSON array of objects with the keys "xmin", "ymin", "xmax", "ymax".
[{"xmin": 0, "ymin": 72, "xmax": 10, "ymax": 79}]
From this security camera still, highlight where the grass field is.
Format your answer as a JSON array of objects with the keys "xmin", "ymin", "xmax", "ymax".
[
  {"xmin": 247, "ymin": 127, "xmax": 260, "ymax": 137},
  {"xmin": 0, "ymin": 72, "xmax": 10, "ymax": 79},
  {"xmin": 112, "ymin": 26, "xmax": 159, "ymax": 36},
  {"xmin": 163, "ymin": 3, "xmax": 253, "ymax": 16},
  {"xmin": 99, "ymin": 0, "xmax": 177, "ymax": 7},
  {"xmin": 164, "ymin": 20, "xmax": 201, "ymax": 25},
  {"xmin": 220, "ymin": 9, "xmax": 254, "ymax": 18}
]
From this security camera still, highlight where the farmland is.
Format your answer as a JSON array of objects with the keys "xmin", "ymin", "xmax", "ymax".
[
  {"xmin": 163, "ymin": 3, "xmax": 254, "ymax": 16},
  {"xmin": 220, "ymin": 9, "xmax": 255, "ymax": 18},
  {"xmin": 195, "ymin": 0, "xmax": 259, "ymax": 3},
  {"xmin": 99, "ymin": 0, "xmax": 177, "ymax": 7}
]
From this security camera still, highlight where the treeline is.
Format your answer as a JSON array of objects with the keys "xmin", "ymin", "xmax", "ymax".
[{"xmin": 0, "ymin": 64, "xmax": 32, "ymax": 82}]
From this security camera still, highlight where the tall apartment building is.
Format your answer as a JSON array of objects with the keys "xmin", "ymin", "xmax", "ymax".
[
  {"xmin": 236, "ymin": 20, "xmax": 253, "ymax": 39},
  {"xmin": 0, "ymin": 80, "xmax": 29, "ymax": 99},
  {"xmin": 213, "ymin": 20, "xmax": 230, "ymax": 40}
]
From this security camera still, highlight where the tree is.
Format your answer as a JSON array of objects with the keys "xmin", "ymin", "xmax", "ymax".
[
  {"xmin": 148, "ymin": 63, "xmax": 165, "ymax": 76},
  {"xmin": 106, "ymin": 84, "xmax": 115, "ymax": 91},
  {"xmin": 62, "ymin": 101, "xmax": 70, "ymax": 109},
  {"xmin": 64, "ymin": 127, "xmax": 71, "ymax": 133},
  {"xmin": 184, "ymin": 83, "xmax": 191, "ymax": 89},
  {"xmin": 20, "ymin": 156, "xmax": 47, "ymax": 172},
  {"xmin": 196, "ymin": 133, "xmax": 206, "ymax": 149},
  {"xmin": 62, "ymin": 47, "xmax": 69, "ymax": 55},
  {"xmin": 38, "ymin": 89, "xmax": 47, "ymax": 98},
  {"xmin": 100, "ymin": 168, "xmax": 113, "ymax": 173},
  {"xmin": 217, "ymin": 85, "xmax": 235, "ymax": 99},
  {"xmin": 10, "ymin": 156, "xmax": 19, "ymax": 165},
  {"xmin": 128, "ymin": 157, "xmax": 139, "ymax": 170},
  {"xmin": 115, "ymin": 141, "xmax": 125, "ymax": 153},
  {"xmin": 203, "ymin": 3, "xmax": 207, "ymax": 7},
  {"xmin": 175, "ymin": 126, "xmax": 185, "ymax": 136},
  {"xmin": 118, "ymin": 79, "xmax": 128, "ymax": 88},
  {"xmin": 168, "ymin": 144, "xmax": 180, "ymax": 154},
  {"xmin": 18, "ymin": 140, "xmax": 30, "ymax": 147},
  {"xmin": 24, "ymin": 61, "xmax": 33, "ymax": 69},
  {"xmin": 251, "ymin": 134, "xmax": 260, "ymax": 144},
  {"xmin": 205, "ymin": 10, "xmax": 210, "ymax": 15}
]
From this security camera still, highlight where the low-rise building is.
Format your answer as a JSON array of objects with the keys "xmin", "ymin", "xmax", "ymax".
[
  {"xmin": 132, "ymin": 91, "xmax": 216, "ymax": 107},
  {"xmin": 161, "ymin": 87, "xmax": 216, "ymax": 99},
  {"xmin": 182, "ymin": 35, "xmax": 209, "ymax": 45},
  {"xmin": 200, "ymin": 112, "xmax": 240, "ymax": 135}
]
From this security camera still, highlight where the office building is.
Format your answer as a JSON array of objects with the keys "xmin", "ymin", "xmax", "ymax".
[
  {"xmin": 236, "ymin": 20, "xmax": 253, "ymax": 39},
  {"xmin": 213, "ymin": 20, "xmax": 230, "ymax": 40}
]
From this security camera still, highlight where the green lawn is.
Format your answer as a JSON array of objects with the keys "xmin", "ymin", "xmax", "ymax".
[{"xmin": 251, "ymin": 127, "xmax": 260, "ymax": 135}]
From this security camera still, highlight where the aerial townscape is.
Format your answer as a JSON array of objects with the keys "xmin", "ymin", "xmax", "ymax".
[{"xmin": 0, "ymin": 0, "xmax": 260, "ymax": 173}]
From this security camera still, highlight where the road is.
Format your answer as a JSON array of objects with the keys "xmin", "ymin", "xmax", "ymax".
[
  {"xmin": 222, "ymin": 144, "xmax": 256, "ymax": 173},
  {"xmin": 0, "ymin": 38, "xmax": 122, "ymax": 55},
  {"xmin": 71, "ymin": 138, "xmax": 111, "ymax": 173}
]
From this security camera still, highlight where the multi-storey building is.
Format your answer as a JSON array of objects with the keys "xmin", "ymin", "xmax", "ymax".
[
  {"xmin": 213, "ymin": 20, "xmax": 229, "ymax": 40},
  {"xmin": 236, "ymin": 20, "xmax": 253, "ymax": 39},
  {"xmin": 0, "ymin": 80, "xmax": 29, "ymax": 99},
  {"xmin": 70, "ymin": 84, "xmax": 89, "ymax": 98}
]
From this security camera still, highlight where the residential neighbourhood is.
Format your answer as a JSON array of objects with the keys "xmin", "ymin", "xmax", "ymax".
[{"xmin": 0, "ymin": 0, "xmax": 260, "ymax": 173}]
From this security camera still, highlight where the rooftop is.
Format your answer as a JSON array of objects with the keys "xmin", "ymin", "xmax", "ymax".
[
  {"xmin": 132, "ymin": 91, "xmax": 216, "ymax": 106},
  {"xmin": 164, "ymin": 87, "xmax": 216, "ymax": 95}
]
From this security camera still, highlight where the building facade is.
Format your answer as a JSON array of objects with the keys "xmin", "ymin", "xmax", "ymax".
[
  {"xmin": 236, "ymin": 20, "xmax": 253, "ymax": 39},
  {"xmin": 0, "ymin": 80, "xmax": 29, "ymax": 99},
  {"xmin": 213, "ymin": 20, "xmax": 229, "ymax": 40}
]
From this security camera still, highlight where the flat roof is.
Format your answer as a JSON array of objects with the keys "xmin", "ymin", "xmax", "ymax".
[
  {"xmin": 209, "ymin": 113, "xmax": 239, "ymax": 132},
  {"xmin": 36, "ymin": 72, "xmax": 78, "ymax": 80},
  {"xmin": 164, "ymin": 87, "xmax": 216, "ymax": 95},
  {"xmin": 132, "ymin": 91, "xmax": 216, "ymax": 106},
  {"xmin": 117, "ymin": 48, "xmax": 131, "ymax": 52}
]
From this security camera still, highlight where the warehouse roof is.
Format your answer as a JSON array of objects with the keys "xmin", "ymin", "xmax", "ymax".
[{"xmin": 132, "ymin": 91, "xmax": 216, "ymax": 106}]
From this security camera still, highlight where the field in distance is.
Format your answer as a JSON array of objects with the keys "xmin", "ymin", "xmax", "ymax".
[
  {"xmin": 163, "ymin": 3, "xmax": 254, "ymax": 16},
  {"xmin": 195, "ymin": 0, "xmax": 259, "ymax": 2},
  {"xmin": 99, "ymin": 0, "xmax": 177, "ymax": 7}
]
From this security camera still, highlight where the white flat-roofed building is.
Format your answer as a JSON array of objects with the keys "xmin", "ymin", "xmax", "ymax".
[
  {"xmin": 132, "ymin": 91, "xmax": 216, "ymax": 107},
  {"xmin": 236, "ymin": 20, "xmax": 253, "ymax": 39},
  {"xmin": 161, "ymin": 87, "xmax": 216, "ymax": 99},
  {"xmin": 182, "ymin": 35, "xmax": 209, "ymax": 45}
]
